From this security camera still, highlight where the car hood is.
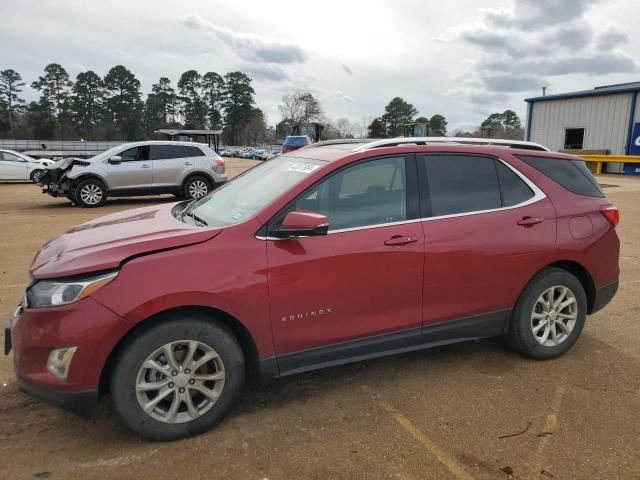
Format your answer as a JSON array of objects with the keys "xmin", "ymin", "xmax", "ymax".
[{"xmin": 31, "ymin": 203, "xmax": 222, "ymax": 279}]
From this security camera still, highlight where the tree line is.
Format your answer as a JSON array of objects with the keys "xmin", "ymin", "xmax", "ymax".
[
  {"xmin": 0, "ymin": 64, "xmax": 270, "ymax": 145},
  {"xmin": 0, "ymin": 64, "xmax": 525, "ymax": 144}
]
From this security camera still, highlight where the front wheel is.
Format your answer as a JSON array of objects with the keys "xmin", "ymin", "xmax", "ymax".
[
  {"xmin": 74, "ymin": 178, "xmax": 107, "ymax": 208},
  {"xmin": 183, "ymin": 175, "xmax": 213, "ymax": 200},
  {"xmin": 30, "ymin": 169, "xmax": 44, "ymax": 183},
  {"xmin": 508, "ymin": 268, "xmax": 587, "ymax": 360},
  {"xmin": 110, "ymin": 315, "xmax": 245, "ymax": 441}
]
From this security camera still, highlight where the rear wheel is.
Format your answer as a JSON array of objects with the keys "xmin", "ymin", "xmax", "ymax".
[
  {"xmin": 74, "ymin": 178, "xmax": 107, "ymax": 208},
  {"xmin": 110, "ymin": 315, "xmax": 245, "ymax": 441},
  {"xmin": 508, "ymin": 268, "xmax": 587, "ymax": 360},
  {"xmin": 183, "ymin": 175, "xmax": 212, "ymax": 200}
]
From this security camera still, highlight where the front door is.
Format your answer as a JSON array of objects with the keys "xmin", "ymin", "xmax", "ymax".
[
  {"xmin": 0, "ymin": 152, "xmax": 28, "ymax": 180},
  {"xmin": 266, "ymin": 155, "xmax": 425, "ymax": 374},
  {"xmin": 418, "ymin": 153, "xmax": 556, "ymax": 335},
  {"xmin": 106, "ymin": 145, "xmax": 152, "ymax": 191}
]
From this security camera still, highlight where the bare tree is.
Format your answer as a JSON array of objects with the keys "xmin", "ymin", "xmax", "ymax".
[{"xmin": 278, "ymin": 91, "xmax": 322, "ymax": 124}]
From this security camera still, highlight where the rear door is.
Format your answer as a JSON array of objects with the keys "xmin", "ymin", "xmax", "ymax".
[
  {"xmin": 150, "ymin": 145, "xmax": 194, "ymax": 190},
  {"xmin": 0, "ymin": 152, "xmax": 29, "ymax": 179},
  {"xmin": 266, "ymin": 155, "xmax": 425, "ymax": 372},
  {"xmin": 418, "ymin": 153, "xmax": 556, "ymax": 334},
  {"xmin": 107, "ymin": 145, "xmax": 152, "ymax": 191}
]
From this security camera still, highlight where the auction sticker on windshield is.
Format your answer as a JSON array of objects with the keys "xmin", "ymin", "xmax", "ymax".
[{"xmin": 287, "ymin": 163, "xmax": 320, "ymax": 174}]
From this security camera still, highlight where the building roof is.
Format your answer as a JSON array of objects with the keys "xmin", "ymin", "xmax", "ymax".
[{"xmin": 525, "ymin": 81, "xmax": 640, "ymax": 103}]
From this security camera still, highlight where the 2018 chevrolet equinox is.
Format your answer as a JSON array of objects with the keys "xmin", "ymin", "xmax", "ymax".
[{"xmin": 6, "ymin": 137, "xmax": 619, "ymax": 440}]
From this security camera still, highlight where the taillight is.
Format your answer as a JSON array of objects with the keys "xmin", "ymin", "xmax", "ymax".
[
  {"xmin": 215, "ymin": 158, "xmax": 225, "ymax": 167},
  {"xmin": 600, "ymin": 205, "xmax": 620, "ymax": 227}
]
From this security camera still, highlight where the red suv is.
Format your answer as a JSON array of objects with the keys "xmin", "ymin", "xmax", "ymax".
[{"xmin": 6, "ymin": 138, "xmax": 619, "ymax": 440}]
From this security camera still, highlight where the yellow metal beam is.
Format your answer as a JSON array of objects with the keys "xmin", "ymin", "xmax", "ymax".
[{"xmin": 579, "ymin": 155, "xmax": 640, "ymax": 163}]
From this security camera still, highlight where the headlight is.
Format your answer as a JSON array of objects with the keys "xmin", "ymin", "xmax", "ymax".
[{"xmin": 26, "ymin": 271, "xmax": 118, "ymax": 308}]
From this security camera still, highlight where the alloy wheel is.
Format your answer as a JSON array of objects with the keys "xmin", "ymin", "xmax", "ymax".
[
  {"xmin": 135, "ymin": 340, "xmax": 226, "ymax": 424},
  {"xmin": 530, "ymin": 285, "xmax": 578, "ymax": 347},
  {"xmin": 80, "ymin": 184, "xmax": 103, "ymax": 205},
  {"xmin": 189, "ymin": 180, "xmax": 208, "ymax": 199}
]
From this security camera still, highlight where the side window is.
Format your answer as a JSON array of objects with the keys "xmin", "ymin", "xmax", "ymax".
[
  {"xmin": 152, "ymin": 145, "xmax": 186, "ymax": 160},
  {"xmin": 518, "ymin": 155, "xmax": 604, "ymax": 198},
  {"xmin": 120, "ymin": 146, "xmax": 150, "ymax": 162},
  {"xmin": 119, "ymin": 147, "xmax": 140, "ymax": 161},
  {"xmin": 422, "ymin": 155, "xmax": 501, "ymax": 216},
  {"xmin": 183, "ymin": 146, "xmax": 205, "ymax": 157},
  {"xmin": 496, "ymin": 161, "xmax": 534, "ymax": 206},
  {"xmin": 2, "ymin": 152, "xmax": 21, "ymax": 162},
  {"xmin": 293, "ymin": 157, "xmax": 407, "ymax": 231}
]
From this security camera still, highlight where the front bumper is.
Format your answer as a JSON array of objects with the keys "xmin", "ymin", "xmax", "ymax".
[
  {"xmin": 18, "ymin": 377, "xmax": 98, "ymax": 418},
  {"xmin": 7, "ymin": 296, "xmax": 127, "ymax": 417},
  {"xmin": 41, "ymin": 181, "xmax": 71, "ymax": 197}
]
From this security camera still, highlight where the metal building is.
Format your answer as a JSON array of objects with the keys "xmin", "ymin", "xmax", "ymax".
[{"xmin": 525, "ymin": 82, "xmax": 640, "ymax": 169}]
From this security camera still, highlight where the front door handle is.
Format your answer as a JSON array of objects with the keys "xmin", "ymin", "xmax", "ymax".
[
  {"xmin": 140, "ymin": 164, "xmax": 151, "ymax": 169},
  {"xmin": 517, "ymin": 216, "xmax": 543, "ymax": 227},
  {"xmin": 384, "ymin": 235, "xmax": 418, "ymax": 246}
]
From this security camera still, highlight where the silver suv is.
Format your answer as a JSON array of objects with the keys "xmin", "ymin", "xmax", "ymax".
[{"xmin": 38, "ymin": 141, "xmax": 227, "ymax": 207}]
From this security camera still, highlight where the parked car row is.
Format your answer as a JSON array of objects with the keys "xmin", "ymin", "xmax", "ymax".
[
  {"xmin": 0, "ymin": 149, "xmax": 55, "ymax": 182},
  {"xmin": 219, "ymin": 147, "xmax": 281, "ymax": 160}
]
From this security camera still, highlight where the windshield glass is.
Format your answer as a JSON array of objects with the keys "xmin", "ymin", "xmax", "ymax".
[{"xmin": 186, "ymin": 155, "xmax": 326, "ymax": 227}]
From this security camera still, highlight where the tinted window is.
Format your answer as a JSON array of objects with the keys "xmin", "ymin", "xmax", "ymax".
[
  {"xmin": 422, "ymin": 155, "xmax": 501, "ymax": 216},
  {"xmin": 496, "ymin": 161, "xmax": 534, "ymax": 206},
  {"xmin": 183, "ymin": 146, "xmax": 205, "ymax": 157},
  {"xmin": 119, "ymin": 146, "xmax": 149, "ymax": 162},
  {"xmin": 293, "ymin": 157, "xmax": 406, "ymax": 231},
  {"xmin": 152, "ymin": 145, "xmax": 186, "ymax": 160},
  {"xmin": 518, "ymin": 155, "xmax": 604, "ymax": 198}
]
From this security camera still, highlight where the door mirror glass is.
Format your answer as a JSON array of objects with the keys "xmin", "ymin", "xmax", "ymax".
[
  {"xmin": 108, "ymin": 155, "xmax": 122, "ymax": 164},
  {"xmin": 272, "ymin": 210, "xmax": 329, "ymax": 238}
]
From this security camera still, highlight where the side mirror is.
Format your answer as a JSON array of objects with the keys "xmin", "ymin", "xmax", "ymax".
[
  {"xmin": 108, "ymin": 155, "xmax": 122, "ymax": 164},
  {"xmin": 271, "ymin": 210, "xmax": 329, "ymax": 238}
]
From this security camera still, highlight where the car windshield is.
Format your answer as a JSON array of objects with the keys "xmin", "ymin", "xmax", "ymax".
[{"xmin": 183, "ymin": 155, "xmax": 326, "ymax": 227}]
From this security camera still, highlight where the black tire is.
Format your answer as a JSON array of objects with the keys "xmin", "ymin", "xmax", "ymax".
[
  {"xmin": 30, "ymin": 169, "xmax": 44, "ymax": 183},
  {"xmin": 74, "ymin": 178, "xmax": 107, "ymax": 208},
  {"xmin": 507, "ymin": 268, "xmax": 587, "ymax": 360},
  {"xmin": 183, "ymin": 175, "xmax": 213, "ymax": 200},
  {"xmin": 110, "ymin": 314, "xmax": 245, "ymax": 441}
]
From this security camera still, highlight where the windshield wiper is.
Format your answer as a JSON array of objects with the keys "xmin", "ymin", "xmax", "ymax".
[{"xmin": 182, "ymin": 211, "xmax": 209, "ymax": 226}]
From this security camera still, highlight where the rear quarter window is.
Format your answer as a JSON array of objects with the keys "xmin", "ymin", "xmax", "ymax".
[{"xmin": 518, "ymin": 155, "xmax": 604, "ymax": 198}]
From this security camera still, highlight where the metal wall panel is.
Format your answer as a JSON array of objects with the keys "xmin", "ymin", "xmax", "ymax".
[{"xmin": 528, "ymin": 93, "xmax": 633, "ymax": 155}]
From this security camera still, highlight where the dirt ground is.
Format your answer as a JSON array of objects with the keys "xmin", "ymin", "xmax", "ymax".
[{"xmin": 0, "ymin": 165, "xmax": 639, "ymax": 480}]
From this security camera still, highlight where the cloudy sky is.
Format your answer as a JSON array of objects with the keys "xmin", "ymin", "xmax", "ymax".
[{"xmin": 1, "ymin": 0, "xmax": 638, "ymax": 132}]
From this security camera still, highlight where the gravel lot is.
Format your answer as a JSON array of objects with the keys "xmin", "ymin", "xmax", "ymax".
[{"xmin": 1, "ymin": 164, "xmax": 639, "ymax": 480}]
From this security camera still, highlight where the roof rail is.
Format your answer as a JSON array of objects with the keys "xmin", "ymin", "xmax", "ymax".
[
  {"xmin": 307, "ymin": 139, "xmax": 370, "ymax": 148},
  {"xmin": 351, "ymin": 137, "xmax": 549, "ymax": 152}
]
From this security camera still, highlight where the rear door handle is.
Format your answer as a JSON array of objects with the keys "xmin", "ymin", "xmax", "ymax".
[
  {"xmin": 184, "ymin": 161, "xmax": 193, "ymax": 166},
  {"xmin": 517, "ymin": 216, "xmax": 543, "ymax": 227},
  {"xmin": 384, "ymin": 235, "xmax": 418, "ymax": 246},
  {"xmin": 140, "ymin": 164, "xmax": 151, "ymax": 169}
]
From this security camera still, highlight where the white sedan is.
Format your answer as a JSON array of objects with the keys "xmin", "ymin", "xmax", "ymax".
[{"xmin": 0, "ymin": 149, "xmax": 54, "ymax": 182}]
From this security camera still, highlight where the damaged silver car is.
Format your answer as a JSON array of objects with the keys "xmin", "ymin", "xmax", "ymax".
[{"xmin": 38, "ymin": 141, "xmax": 227, "ymax": 207}]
